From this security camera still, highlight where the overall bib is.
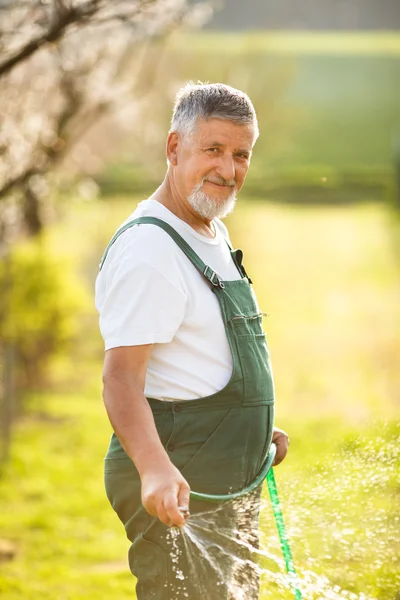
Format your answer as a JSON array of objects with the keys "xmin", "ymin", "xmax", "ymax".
[{"xmin": 100, "ymin": 217, "xmax": 275, "ymax": 600}]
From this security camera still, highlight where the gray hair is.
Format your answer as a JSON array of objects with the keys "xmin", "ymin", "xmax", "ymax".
[{"xmin": 170, "ymin": 82, "xmax": 259, "ymax": 141}]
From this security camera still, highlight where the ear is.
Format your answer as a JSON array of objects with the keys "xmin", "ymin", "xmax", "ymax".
[{"xmin": 166, "ymin": 132, "xmax": 179, "ymax": 166}]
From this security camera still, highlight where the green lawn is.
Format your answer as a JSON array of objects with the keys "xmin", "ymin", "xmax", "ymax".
[{"xmin": 0, "ymin": 197, "xmax": 399, "ymax": 599}]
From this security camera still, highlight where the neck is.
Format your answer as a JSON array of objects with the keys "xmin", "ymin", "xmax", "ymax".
[{"xmin": 151, "ymin": 176, "xmax": 216, "ymax": 239}]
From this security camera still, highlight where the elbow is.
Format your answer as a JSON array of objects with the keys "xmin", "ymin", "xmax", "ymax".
[
  {"xmin": 101, "ymin": 370, "xmax": 119, "ymax": 407},
  {"xmin": 101, "ymin": 368, "xmax": 140, "ymax": 405}
]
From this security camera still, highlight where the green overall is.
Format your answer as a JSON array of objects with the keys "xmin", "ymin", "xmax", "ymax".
[{"xmin": 100, "ymin": 217, "xmax": 275, "ymax": 600}]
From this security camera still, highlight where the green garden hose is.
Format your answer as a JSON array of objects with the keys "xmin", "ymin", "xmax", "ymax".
[
  {"xmin": 266, "ymin": 465, "xmax": 302, "ymax": 600},
  {"xmin": 189, "ymin": 442, "xmax": 277, "ymax": 503},
  {"xmin": 189, "ymin": 442, "xmax": 302, "ymax": 599}
]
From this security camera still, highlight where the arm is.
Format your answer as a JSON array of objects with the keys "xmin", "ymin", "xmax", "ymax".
[{"xmin": 102, "ymin": 345, "xmax": 190, "ymax": 527}]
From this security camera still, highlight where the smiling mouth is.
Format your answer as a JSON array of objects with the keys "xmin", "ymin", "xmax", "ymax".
[{"xmin": 205, "ymin": 180, "xmax": 234, "ymax": 189}]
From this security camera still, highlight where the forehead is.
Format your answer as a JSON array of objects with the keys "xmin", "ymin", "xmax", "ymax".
[{"xmin": 192, "ymin": 118, "xmax": 255, "ymax": 150}]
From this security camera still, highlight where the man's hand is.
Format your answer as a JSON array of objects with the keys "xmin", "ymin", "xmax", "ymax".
[
  {"xmin": 141, "ymin": 460, "xmax": 191, "ymax": 528},
  {"xmin": 272, "ymin": 426, "xmax": 290, "ymax": 466}
]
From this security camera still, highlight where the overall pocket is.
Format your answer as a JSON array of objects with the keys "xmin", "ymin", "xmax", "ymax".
[
  {"xmin": 181, "ymin": 405, "xmax": 273, "ymax": 495},
  {"xmin": 104, "ymin": 460, "xmax": 141, "ymax": 525},
  {"xmin": 230, "ymin": 315, "xmax": 275, "ymax": 405}
]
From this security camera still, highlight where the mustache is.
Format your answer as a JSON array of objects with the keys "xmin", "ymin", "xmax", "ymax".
[{"xmin": 203, "ymin": 176, "xmax": 236, "ymax": 187}]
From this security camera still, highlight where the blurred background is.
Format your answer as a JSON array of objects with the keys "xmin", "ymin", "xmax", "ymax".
[{"xmin": 0, "ymin": 1, "xmax": 399, "ymax": 599}]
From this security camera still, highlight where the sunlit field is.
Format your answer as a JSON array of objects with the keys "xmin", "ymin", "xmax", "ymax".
[
  {"xmin": 163, "ymin": 32, "xmax": 400, "ymax": 171},
  {"xmin": 169, "ymin": 31, "xmax": 400, "ymax": 56},
  {"xmin": 98, "ymin": 31, "xmax": 400, "ymax": 205},
  {"xmin": 0, "ymin": 195, "xmax": 399, "ymax": 599}
]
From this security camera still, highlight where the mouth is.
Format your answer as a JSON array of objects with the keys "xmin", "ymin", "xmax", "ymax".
[{"xmin": 204, "ymin": 180, "xmax": 235, "ymax": 190}]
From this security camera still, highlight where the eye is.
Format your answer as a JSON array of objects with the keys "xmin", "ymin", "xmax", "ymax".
[
  {"xmin": 206, "ymin": 147, "xmax": 220, "ymax": 155},
  {"xmin": 235, "ymin": 153, "xmax": 249, "ymax": 160}
]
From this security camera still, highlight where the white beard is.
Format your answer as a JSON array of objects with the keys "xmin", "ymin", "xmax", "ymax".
[{"xmin": 187, "ymin": 182, "xmax": 236, "ymax": 220}]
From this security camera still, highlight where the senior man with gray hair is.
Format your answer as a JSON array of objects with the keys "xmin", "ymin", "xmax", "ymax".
[{"xmin": 95, "ymin": 82, "xmax": 289, "ymax": 599}]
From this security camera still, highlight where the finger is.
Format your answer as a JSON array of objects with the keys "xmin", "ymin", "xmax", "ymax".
[
  {"xmin": 142, "ymin": 493, "xmax": 172, "ymax": 526},
  {"xmin": 164, "ymin": 489, "xmax": 185, "ymax": 527},
  {"xmin": 177, "ymin": 482, "xmax": 191, "ymax": 519},
  {"xmin": 156, "ymin": 502, "xmax": 172, "ymax": 527},
  {"xmin": 272, "ymin": 436, "xmax": 289, "ymax": 466},
  {"xmin": 273, "ymin": 447, "xmax": 286, "ymax": 466}
]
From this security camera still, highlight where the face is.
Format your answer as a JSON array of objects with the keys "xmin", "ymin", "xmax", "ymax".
[{"xmin": 167, "ymin": 118, "xmax": 255, "ymax": 220}]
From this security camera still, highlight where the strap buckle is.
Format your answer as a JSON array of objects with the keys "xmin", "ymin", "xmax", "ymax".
[{"xmin": 203, "ymin": 266, "xmax": 225, "ymax": 289}]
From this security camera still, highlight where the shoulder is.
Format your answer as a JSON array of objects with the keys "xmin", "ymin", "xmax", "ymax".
[
  {"xmin": 99, "ymin": 218, "xmax": 191, "ymax": 297},
  {"xmin": 111, "ymin": 221, "xmax": 186, "ymax": 268}
]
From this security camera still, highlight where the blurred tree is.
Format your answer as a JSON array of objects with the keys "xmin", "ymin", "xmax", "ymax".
[
  {"xmin": 0, "ymin": 0, "xmax": 211, "ymax": 247},
  {"xmin": 0, "ymin": 0, "xmax": 211, "ymax": 462}
]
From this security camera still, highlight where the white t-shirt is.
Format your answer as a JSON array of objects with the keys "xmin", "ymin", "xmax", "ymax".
[{"xmin": 95, "ymin": 199, "xmax": 243, "ymax": 401}]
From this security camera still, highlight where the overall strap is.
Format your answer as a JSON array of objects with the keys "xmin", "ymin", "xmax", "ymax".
[{"xmin": 99, "ymin": 216, "xmax": 225, "ymax": 289}]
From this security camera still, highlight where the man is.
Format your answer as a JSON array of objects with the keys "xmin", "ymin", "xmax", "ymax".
[{"xmin": 95, "ymin": 82, "xmax": 289, "ymax": 599}]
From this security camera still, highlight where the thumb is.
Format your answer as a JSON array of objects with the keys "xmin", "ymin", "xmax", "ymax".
[{"xmin": 177, "ymin": 481, "xmax": 191, "ymax": 515}]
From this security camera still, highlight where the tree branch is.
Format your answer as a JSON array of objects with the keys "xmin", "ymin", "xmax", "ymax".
[
  {"xmin": 0, "ymin": 0, "xmax": 100, "ymax": 78},
  {"xmin": 0, "ymin": 169, "xmax": 38, "ymax": 201}
]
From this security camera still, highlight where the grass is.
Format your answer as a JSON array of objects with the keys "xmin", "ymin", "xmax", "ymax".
[{"xmin": 0, "ymin": 196, "xmax": 399, "ymax": 599}]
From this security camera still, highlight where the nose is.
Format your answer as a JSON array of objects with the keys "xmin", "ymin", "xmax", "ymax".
[{"xmin": 216, "ymin": 154, "xmax": 235, "ymax": 183}]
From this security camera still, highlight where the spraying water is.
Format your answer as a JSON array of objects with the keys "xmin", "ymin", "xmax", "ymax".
[{"xmin": 165, "ymin": 432, "xmax": 399, "ymax": 600}]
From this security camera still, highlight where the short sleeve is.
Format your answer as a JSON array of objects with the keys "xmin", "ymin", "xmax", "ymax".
[{"xmin": 97, "ymin": 244, "xmax": 188, "ymax": 350}]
